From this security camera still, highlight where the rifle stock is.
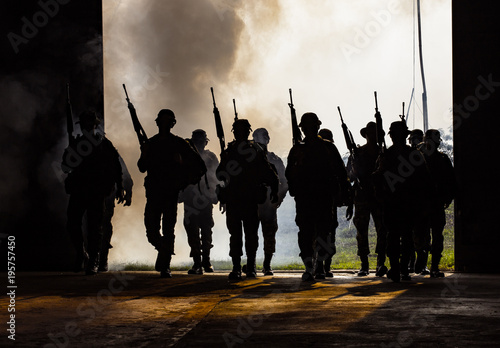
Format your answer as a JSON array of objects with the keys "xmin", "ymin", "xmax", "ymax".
[
  {"xmin": 288, "ymin": 88, "xmax": 302, "ymax": 145},
  {"xmin": 123, "ymin": 84, "xmax": 148, "ymax": 146},
  {"xmin": 211, "ymin": 87, "xmax": 225, "ymax": 153}
]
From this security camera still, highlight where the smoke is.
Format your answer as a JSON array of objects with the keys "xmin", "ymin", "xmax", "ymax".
[{"xmin": 103, "ymin": 0, "xmax": 452, "ymax": 267}]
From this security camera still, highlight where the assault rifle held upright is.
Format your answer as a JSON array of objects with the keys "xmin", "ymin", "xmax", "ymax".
[
  {"xmin": 337, "ymin": 106, "xmax": 357, "ymax": 157},
  {"xmin": 374, "ymin": 91, "xmax": 387, "ymax": 152},
  {"xmin": 211, "ymin": 87, "xmax": 225, "ymax": 153},
  {"xmin": 66, "ymin": 83, "xmax": 75, "ymax": 144},
  {"xmin": 123, "ymin": 84, "xmax": 148, "ymax": 146},
  {"xmin": 288, "ymin": 88, "xmax": 302, "ymax": 145},
  {"xmin": 232, "ymin": 98, "xmax": 238, "ymax": 122}
]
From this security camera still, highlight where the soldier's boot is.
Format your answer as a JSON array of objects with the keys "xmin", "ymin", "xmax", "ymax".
[
  {"xmin": 188, "ymin": 255, "xmax": 203, "ymax": 275},
  {"xmin": 408, "ymin": 251, "xmax": 416, "ymax": 273},
  {"xmin": 430, "ymin": 255, "xmax": 444, "ymax": 278},
  {"xmin": 74, "ymin": 245, "xmax": 89, "ymax": 273},
  {"xmin": 228, "ymin": 257, "xmax": 242, "ymax": 280},
  {"xmin": 98, "ymin": 246, "xmax": 110, "ymax": 272},
  {"xmin": 301, "ymin": 256, "xmax": 315, "ymax": 282},
  {"xmin": 202, "ymin": 253, "xmax": 214, "ymax": 273},
  {"xmin": 375, "ymin": 255, "xmax": 388, "ymax": 277},
  {"xmin": 86, "ymin": 252, "xmax": 100, "ymax": 276},
  {"xmin": 245, "ymin": 255, "xmax": 257, "ymax": 278},
  {"xmin": 415, "ymin": 251, "xmax": 430, "ymax": 275},
  {"xmin": 315, "ymin": 260, "xmax": 326, "ymax": 279},
  {"xmin": 263, "ymin": 254, "xmax": 274, "ymax": 276},
  {"xmin": 324, "ymin": 257, "xmax": 333, "ymax": 278},
  {"xmin": 387, "ymin": 257, "xmax": 401, "ymax": 283},
  {"xmin": 400, "ymin": 253, "xmax": 412, "ymax": 281},
  {"xmin": 357, "ymin": 255, "xmax": 369, "ymax": 277},
  {"xmin": 156, "ymin": 252, "xmax": 172, "ymax": 278}
]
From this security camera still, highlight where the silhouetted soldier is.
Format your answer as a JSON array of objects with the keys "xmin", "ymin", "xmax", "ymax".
[
  {"xmin": 138, "ymin": 109, "xmax": 206, "ymax": 278},
  {"xmin": 62, "ymin": 110, "xmax": 124, "ymax": 275},
  {"xmin": 286, "ymin": 113, "xmax": 351, "ymax": 281},
  {"xmin": 372, "ymin": 121, "xmax": 431, "ymax": 282},
  {"xmin": 217, "ymin": 119, "xmax": 279, "ymax": 280},
  {"xmin": 99, "ymin": 155, "xmax": 133, "ymax": 272},
  {"xmin": 407, "ymin": 129, "xmax": 428, "ymax": 274},
  {"xmin": 179, "ymin": 129, "xmax": 219, "ymax": 274},
  {"xmin": 414, "ymin": 129, "xmax": 456, "ymax": 277},
  {"xmin": 252, "ymin": 128, "xmax": 288, "ymax": 275},
  {"xmin": 347, "ymin": 122, "xmax": 387, "ymax": 277},
  {"xmin": 316, "ymin": 127, "xmax": 352, "ymax": 277}
]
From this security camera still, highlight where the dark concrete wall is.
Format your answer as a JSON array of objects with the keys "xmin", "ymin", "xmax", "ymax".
[
  {"xmin": 453, "ymin": 1, "xmax": 500, "ymax": 272},
  {"xmin": 0, "ymin": 0, "xmax": 103, "ymax": 270}
]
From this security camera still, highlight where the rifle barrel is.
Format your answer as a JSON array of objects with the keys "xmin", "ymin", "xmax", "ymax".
[{"xmin": 122, "ymin": 84, "xmax": 130, "ymax": 102}]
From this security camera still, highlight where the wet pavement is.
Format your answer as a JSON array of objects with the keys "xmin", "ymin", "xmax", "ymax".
[{"xmin": 2, "ymin": 271, "xmax": 499, "ymax": 347}]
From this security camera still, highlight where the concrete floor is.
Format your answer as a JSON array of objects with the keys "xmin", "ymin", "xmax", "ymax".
[{"xmin": 2, "ymin": 271, "xmax": 499, "ymax": 347}]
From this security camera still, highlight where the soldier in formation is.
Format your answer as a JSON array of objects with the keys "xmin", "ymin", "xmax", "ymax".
[
  {"xmin": 347, "ymin": 121, "xmax": 387, "ymax": 277},
  {"xmin": 217, "ymin": 119, "xmax": 279, "ymax": 280},
  {"xmin": 285, "ymin": 113, "xmax": 351, "ymax": 281},
  {"xmin": 252, "ymin": 128, "xmax": 288, "ymax": 275},
  {"xmin": 62, "ymin": 110, "xmax": 124, "ymax": 275},
  {"xmin": 138, "ymin": 109, "xmax": 206, "ymax": 278},
  {"xmin": 372, "ymin": 121, "xmax": 432, "ymax": 282},
  {"xmin": 179, "ymin": 129, "xmax": 219, "ymax": 274},
  {"xmin": 413, "ymin": 129, "xmax": 456, "ymax": 277}
]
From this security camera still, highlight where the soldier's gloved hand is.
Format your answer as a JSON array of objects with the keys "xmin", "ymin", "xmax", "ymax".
[
  {"xmin": 346, "ymin": 203, "xmax": 354, "ymax": 221},
  {"xmin": 219, "ymin": 203, "xmax": 226, "ymax": 214}
]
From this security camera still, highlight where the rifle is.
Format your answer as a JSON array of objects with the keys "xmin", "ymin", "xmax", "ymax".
[
  {"xmin": 337, "ymin": 106, "xmax": 356, "ymax": 157},
  {"xmin": 123, "ymin": 84, "xmax": 148, "ymax": 146},
  {"xmin": 399, "ymin": 102, "xmax": 405, "ymax": 122},
  {"xmin": 211, "ymin": 87, "xmax": 225, "ymax": 153},
  {"xmin": 232, "ymin": 98, "xmax": 238, "ymax": 121},
  {"xmin": 66, "ymin": 83, "xmax": 75, "ymax": 144},
  {"xmin": 373, "ymin": 91, "xmax": 386, "ymax": 152},
  {"xmin": 288, "ymin": 88, "xmax": 302, "ymax": 145}
]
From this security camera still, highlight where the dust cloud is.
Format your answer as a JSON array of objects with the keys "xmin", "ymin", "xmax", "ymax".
[{"xmin": 102, "ymin": 0, "xmax": 452, "ymax": 268}]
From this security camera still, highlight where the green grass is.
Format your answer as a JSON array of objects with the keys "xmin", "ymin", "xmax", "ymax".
[{"xmin": 123, "ymin": 204, "xmax": 455, "ymax": 272}]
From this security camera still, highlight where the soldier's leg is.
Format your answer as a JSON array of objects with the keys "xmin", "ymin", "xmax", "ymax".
[
  {"xmin": 413, "ymin": 213, "xmax": 431, "ymax": 274},
  {"xmin": 353, "ymin": 202, "xmax": 370, "ymax": 276},
  {"xmin": 372, "ymin": 203, "xmax": 388, "ymax": 277},
  {"xmin": 183, "ymin": 204, "xmax": 202, "ymax": 272},
  {"xmin": 313, "ymin": 199, "xmax": 334, "ymax": 279},
  {"xmin": 85, "ymin": 194, "xmax": 106, "ymax": 275},
  {"xmin": 430, "ymin": 208, "xmax": 446, "ymax": 277},
  {"xmin": 159, "ymin": 191, "xmax": 179, "ymax": 276},
  {"xmin": 295, "ymin": 198, "xmax": 317, "ymax": 281},
  {"xmin": 261, "ymin": 208, "xmax": 278, "ymax": 275},
  {"xmin": 199, "ymin": 205, "xmax": 215, "ymax": 272},
  {"xmin": 243, "ymin": 206, "xmax": 260, "ymax": 277},
  {"xmin": 99, "ymin": 195, "xmax": 115, "ymax": 272},
  {"xmin": 66, "ymin": 193, "xmax": 89, "ymax": 272},
  {"xmin": 226, "ymin": 205, "xmax": 243, "ymax": 279},
  {"xmin": 384, "ymin": 207, "xmax": 401, "ymax": 282},
  {"xmin": 324, "ymin": 208, "xmax": 338, "ymax": 277},
  {"xmin": 144, "ymin": 193, "xmax": 169, "ymax": 276}
]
